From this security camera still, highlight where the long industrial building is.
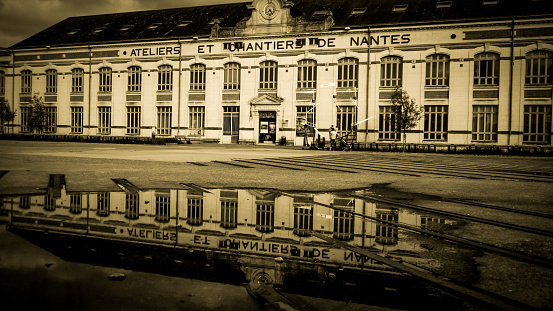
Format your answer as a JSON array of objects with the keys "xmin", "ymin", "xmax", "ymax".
[{"xmin": 0, "ymin": 0, "xmax": 552, "ymax": 146}]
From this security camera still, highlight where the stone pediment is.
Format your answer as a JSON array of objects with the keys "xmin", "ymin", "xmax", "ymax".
[{"xmin": 249, "ymin": 93, "xmax": 284, "ymax": 106}]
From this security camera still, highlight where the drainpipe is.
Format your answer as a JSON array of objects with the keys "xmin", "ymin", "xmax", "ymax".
[
  {"xmin": 88, "ymin": 45, "xmax": 92, "ymax": 137},
  {"xmin": 10, "ymin": 49, "xmax": 15, "ymax": 135},
  {"xmin": 177, "ymin": 39, "xmax": 182, "ymax": 137},
  {"xmin": 508, "ymin": 19, "xmax": 515, "ymax": 146},
  {"xmin": 366, "ymin": 27, "xmax": 371, "ymax": 143}
]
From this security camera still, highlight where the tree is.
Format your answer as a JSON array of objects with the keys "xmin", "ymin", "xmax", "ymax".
[
  {"xmin": 390, "ymin": 87, "xmax": 424, "ymax": 150},
  {"xmin": 0, "ymin": 98, "xmax": 16, "ymax": 133},
  {"xmin": 29, "ymin": 95, "xmax": 48, "ymax": 134}
]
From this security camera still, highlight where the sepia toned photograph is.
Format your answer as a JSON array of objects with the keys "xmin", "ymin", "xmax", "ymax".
[{"xmin": 0, "ymin": 0, "xmax": 552, "ymax": 310}]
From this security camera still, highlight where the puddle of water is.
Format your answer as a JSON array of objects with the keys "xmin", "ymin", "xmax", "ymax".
[{"xmin": 0, "ymin": 186, "xmax": 468, "ymax": 308}]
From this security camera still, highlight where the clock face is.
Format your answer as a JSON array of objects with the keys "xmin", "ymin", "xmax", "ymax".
[{"xmin": 262, "ymin": 2, "xmax": 278, "ymax": 20}]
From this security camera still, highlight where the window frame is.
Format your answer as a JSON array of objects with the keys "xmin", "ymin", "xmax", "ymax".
[
  {"xmin": 190, "ymin": 63, "xmax": 206, "ymax": 91},
  {"xmin": 158, "ymin": 65, "xmax": 173, "ymax": 91},
  {"xmin": 98, "ymin": 67, "xmax": 112, "ymax": 92},
  {"xmin": 337, "ymin": 57, "xmax": 359, "ymax": 88},
  {"xmin": 380, "ymin": 56, "xmax": 403, "ymax": 88},
  {"xmin": 45, "ymin": 69, "xmax": 57, "ymax": 93},
  {"xmin": 259, "ymin": 60, "xmax": 278, "ymax": 90},
  {"xmin": 297, "ymin": 59, "xmax": 317, "ymax": 89},
  {"xmin": 70, "ymin": 106, "xmax": 83, "ymax": 134},
  {"xmin": 98, "ymin": 106, "xmax": 111, "ymax": 134},
  {"xmin": 472, "ymin": 105, "xmax": 498, "ymax": 142},
  {"xmin": 379, "ymin": 106, "xmax": 399, "ymax": 140},
  {"xmin": 71, "ymin": 68, "xmax": 84, "ymax": 93},
  {"xmin": 126, "ymin": 106, "xmax": 141, "ymax": 135},
  {"xmin": 523, "ymin": 105, "xmax": 552, "ymax": 144},
  {"xmin": 157, "ymin": 106, "xmax": 172, "ymax": 135},
  {"xmin": 224, "ymin": 62, "xmax": 241, "ymax": 90},
  {"xmin": 423, "ymin": 105, "xmax": 448, "ymax": 140},
  {"xmin": 525, "ymin": 50, "xmax": 553, "ymax": 85},
  {"xmin": 127, "ymin": 66, "xmax": 142, "ymax": 92},
  {"xmin": 21, "ymin": 70, "xmax": 32, "ymax": 94},
  {"xmin": 425, "ymin": 54, "xmax": 450, "ymax": 87},
  {"xmin": 474, "ymin": 52, "xmax": 500, "ymax": 86}
]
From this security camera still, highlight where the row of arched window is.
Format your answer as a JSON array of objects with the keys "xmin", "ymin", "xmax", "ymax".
[{"xmin": 4, "ymin": 50, "xmax": 551, "ymax": 97}]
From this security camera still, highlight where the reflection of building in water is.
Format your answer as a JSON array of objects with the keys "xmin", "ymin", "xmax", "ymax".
[{"xmin": 3, "ymin": 187, "xmax": 452, "ymax": 262}]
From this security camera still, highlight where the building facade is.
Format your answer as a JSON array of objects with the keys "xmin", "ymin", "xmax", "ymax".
[{"xmin": 1, "ymin": 0, "xmax": 552, "ymax": 146}]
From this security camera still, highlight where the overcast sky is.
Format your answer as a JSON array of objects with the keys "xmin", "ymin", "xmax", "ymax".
[{"xmin": 0, "ymin": 0, "xmax": 241, "ymax": 48}]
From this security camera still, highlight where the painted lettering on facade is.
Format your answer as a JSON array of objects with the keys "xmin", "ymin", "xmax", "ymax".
[
  {"xmin": 350, "ymin": 34, "xmax": 411, "ymax": 46},
  {"xmin": 124, "ymin": 228, "xmax": 177, "ymax": 241},
  {"xmin": 125, "ymin": 46, "xmax": 181, "ymax": 57}
]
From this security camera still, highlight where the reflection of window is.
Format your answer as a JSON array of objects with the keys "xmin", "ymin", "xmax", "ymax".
[
  {"xmin": 223, "ymin": 106, "xmax": 239, "ymax": 136},
  {"xmin": 379, "ymin": 106, "xmax": 399, "ymax": 140},
  {"xmin": 125, "ymin": 194, "xmax": 139, "ymax": 220},
  {"xmin": 375, "ymin": 210, "xmax": 398, "ymax": 245},
  {"xmin": 293, "ymin": 204, "xmax": 313, "ymax": 236},
  {"xmin": 424, "ymin": 105, "xmax": 448, "ymax": 140},
  {"xmin": 157, "ymin": 106, "xmax": 172, "ymax": 135},
  {"xmin": 72, "ymin": 68, "xmax": 84, "ymax": 93},
  {"xmin": 256, "ymin": 202, "xmax": 274, "ymax": 233},
  {"xmin": 190, "ymin": 63, "xmax": 206, "ymax": 90},
  {"xmin": 380, "ymin": 56, "xmax": 403, "ymax": 87},
  {"xmin": 297, "ymin": 59, "xmax": 317, "ymax": 89},
  {"xmin": 97, "ymin": 192, "xmax": 110, "ymax": 217},
  {"xmin": 44, "ymin": 195, "xmax": 56, "ymax": 211},
  {"xmin": 526, "ymin": 50, "xmax": 553, "ymax": 85},
  {"xmin": 70, "ymin": 194, "xmax": 82, "ymax": 214},
  {"xmin": 127, "ymin": 66, "xmax": 142, "ymax": 92},
  {"xmin": 98, "ymin": 107, "xmax": 111, "ymax": 134},
  {"xmin": 472, "ymin": 105, "xmax": 498, "ymax": 141},
  {"xmin": 474, "ymin": 53, "xmax": 499, "ymax": 85},
  {"xmin": 189, "ymin": 106, "xmax": 205, "ymax": 135},
  {"xmin": 187, "ymin": 196, "xmax": 203, "ymax": 225},
  {"xmin": 71, "ymin": 107, "xmax": 83, "ymax": 134},
  {"xmin": 425, "ymin": 54, "xmax": 449, "ymax": 86},
  {"xmin": 20, "ymin": 196, "xmax": 30, "ymax": 209},
  {"xmin": 156, "ymin": 195, "xmax": 170, "ymax": 223},
  {"xmin": 126, "ymin": 106, "xmax": 141, "ymax": 135},
  {"xmin": 224, "ymin": 62, "xmax": 241, "ymax": 90},
  {"xmin": 260, "ymin": 61, "xmax": 278, "ymax": 89},
  {"xmin": 46, "ymin": 69, "xmax": 57, "ymax": 93},
  {"xmin": 420, "ymin": 217, "xmax": 445, "ymax": 228},
  {"xmin": 221, "ymin": 200, "xmax": 238, "ymax": 229},
  {"xmin": 333, "ymin": 208, "xmax": 354, "ymax": 241},
  {"xmin": 296, "ymin": 106, "xmax": 316, "ymax": 136},
  {"xmin": 158, "ymin": 65, "xmax": 173, "ymax": 91},
  {"xmin": 45, "ymin": 107, "xmax": 57, "ymax": 133},
  {"xmin": 523, "ymin": 105, "xmax": 551, "ymax": 144}
]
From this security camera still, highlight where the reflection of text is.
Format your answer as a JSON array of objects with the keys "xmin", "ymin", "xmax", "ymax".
[
  {"xmin": 216, "ymin": 237, "xmax": 331, "ymax": 259},
  {"xmin": 127, "ymin": 228, "xmax": 177, "ymax": 241},
  {"xmin": 344, "ymin": 251, "xmax": 377, "ymax": 264}
]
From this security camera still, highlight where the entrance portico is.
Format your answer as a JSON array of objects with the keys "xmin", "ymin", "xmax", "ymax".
[{"xmin": 249, "ymin": 94, "xmax": 283, "ymax": 144}]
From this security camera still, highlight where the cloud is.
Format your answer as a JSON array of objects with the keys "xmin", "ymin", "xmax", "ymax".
[{"xmin": 0, "ymin": 0, "xmax": 237, "ymax": 47}]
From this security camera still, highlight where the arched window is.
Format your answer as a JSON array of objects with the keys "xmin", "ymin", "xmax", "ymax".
[
  {"xmin": 98, "ymin": 67, "xmax": 112, "ymax": 92},
  {"xmin": 297, "ymin": 59, "xmax": 317, "ymax": 89},
  {"xmin": 474, "ymin": 53, "xmax": 500, "ymax": 85},
  {"xmin": 380, "ymin": 56, "xmax": 403, "ymax": 87},
  {"xmin": 158, "ymin": 65, "xmax": 173, "ymax": 91},
  {"xmin": 21, "ymin": 70, "xmax": 32, "ymax": 93},
  {"xmin": 224, "ymin": 62, "xmax": 241, "ymax": 90},
  {"xmin": 337, "ymin": 57, "xmax": 358, "ymax": 88},
  {"xmin": 127, "ymin": 66, "xmax": 141, "ymax": 92},
  {"xmin": 46, "ymin": 69, "xmax": 57, "ymax": 93},
  {"xmin": 190, "ymin": 63, "xmax": 206, "ymax": 90},
  {"xmin": 71, "ymin": 68, "xmax": 84, "ymax": 93},
  {"xmin": 526, "ymin": 50, "xmax": 553, "ymax": 85},
  {"xmin": 259, "ymin": 60, "xmax": 278, "ymax": 89},
  {"xmin": 425, "ymin": 54, "xmax": 450, "ymax": 86}
]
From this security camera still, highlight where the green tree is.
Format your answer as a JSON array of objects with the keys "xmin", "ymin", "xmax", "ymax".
[
  {"xmin": 390, "ymin": 87, "xmax": 424, "ymax": 150},
  {"xmin": 0, "ymin": 98, "xmax": 16, "ymax": 133},
  {"xmin": 29, "ymin": 95, "xmax": 48, "ymax": 134}
]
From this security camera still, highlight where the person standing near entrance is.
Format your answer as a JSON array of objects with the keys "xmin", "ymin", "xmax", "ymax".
[{"xmin": 329, "ymin": 125, "xmax": 337, "ymax": 151}]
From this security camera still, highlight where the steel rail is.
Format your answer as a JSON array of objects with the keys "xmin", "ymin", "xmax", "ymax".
[{"xmin": 446, "ymin": 198, "xmax": 553, "ymax": 220}]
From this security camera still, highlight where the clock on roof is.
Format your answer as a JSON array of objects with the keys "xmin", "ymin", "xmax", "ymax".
[{"xmin": 261, "ymin": 0, "xmax": 279, "ymax": 20}]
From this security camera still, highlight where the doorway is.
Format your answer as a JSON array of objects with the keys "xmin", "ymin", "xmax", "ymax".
[{"xmin": 259, "ymin": 111, "xmax": 276, "ymax": 143}]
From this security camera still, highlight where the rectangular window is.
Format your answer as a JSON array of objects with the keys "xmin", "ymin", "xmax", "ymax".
[
  {"xmin": 293, "ymin": 205, "xmax": 313, "ymax": 236},
  {"xmin": 72, "ymin": 68, "xmax": 84, "ymax": 93},
  {"xmin": 45, "ymin": 107, "xmax": 57, "ymax": 133},
  {"xmin": 99, "ymin": 67, "xmax": 112, "ymax": 92},
  {"xmin": 336, "ymin": 106, "xmax": 356, "ymax": 137},
  {"xmin": 187, "ymin": 197, "xmax": 203, "ymax": 225},
  {"xmin": 156, "ymin": 195, "xmax": 170, "ymax": 223},
  {"xmin": 126, "ymin": 106, "xmax": 141, "ymax": 135},
  {"xmin": 125, "ymin": 194, "xmax": 139, "ymax": 220},
  {"xmin": 46, "ymin": 69, "xmax": 57, "ymax": 93},
  {"xmin": 223, "ymin": 106, "xmax": 239, "ymax": 135},
  {"xmin": 224, "ymin": 63, "xmax": 240, "ymax": 90},
  {"xmin": 380, "ymin": 56, "xmax": 403, "ymax": 87},
  {"xmin": 375, "ymin": 211, "xmax": 399, "ymax": 245},
  {"xmin": 20, "ymin": 107, "xmax": 30, "ymax": 132},
  {"xmin": 190, "ymin": 64, "xmax": 206, "ymax": 90},
  {"xmin": 523, "ymin": 105, "xmax": 552, "ymax": 143},
  {"xmin": 256, "ymin": 202, "xmax": 274, "ymax": 233},
  {"xmin": 221, "ymin": 200, "xmax": 238, "ymax": 229},
  {"xmin": 158, "ymin": 65, "xmax": 173, "ymax": 91},
  {"xmin": 157, "ymin": 106, "xmax": 172, "ymax": 135},
  {"xmin": 338, "ymin": 58, "xmax": 358, "ymax": 88},
  {"xmin": 474, "ymin": 53, "xmax": 499, "ymax": 85},
  {"xmin": 296, "ymin": 106, "xmax": 316, "ymax": 136},
  {"xmin": 472, "ymin": 105, "xmax": 498, "ymax": 141},
  {"xmin": 127, "ymin": 66, "xmax": 141, "ymax": 92},
  {"xmin": 97, "ymin": 192, "xmax": 110, "ymax": 217},
  {"xmin": 260, "ymin": 61, "xmax": 278, "ymax": 89},
  {"xmin": 44, "ymin": 195, "xmax": 56, "ymax": 211},
  {"xmin": 297, "ymin": 59, "xmax": 317, "ymax": 89},
  {"xmin": 21, "ymin": 70, "xmax": 32, "ymax": 93},
  {"xmin": 425, "ymin": 55, "xmax": 450, "ymax": 86},
  {"xmin": 424, "ymin": 105, "xmax": 448, "ymax": 140},
  {"xmin": 379, "ymin": 106, "xmax": 399, "ymax": 140},
  {"xmin": 98, "ymin": 107, "xmax": 111, "ymax": 134},
  {"xmin": 69, "ymin": 194, "xmax": 82, "ymax": 214},
  {"xmin": 189, "ymin": 106, "xmax": 205, "ymax": 135},
  {"xmin": 71, "ymin": 106, "xmax": 83, "ymax": 134},
  {"xmin": 526, "ymin": 51, "xmax": 553, "ymax": 85}
]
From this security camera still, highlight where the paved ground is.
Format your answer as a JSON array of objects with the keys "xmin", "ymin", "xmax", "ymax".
[{"xmin": 1, "ymin": 140, "xmax": 553, "ymax": 310}]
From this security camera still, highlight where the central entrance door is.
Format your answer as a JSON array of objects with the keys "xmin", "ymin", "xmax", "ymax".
[{"xmin": 259, "ymin": 111, "xmax": 276, "ymax": 143}]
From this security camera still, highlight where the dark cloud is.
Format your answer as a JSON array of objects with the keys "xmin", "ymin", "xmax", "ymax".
[{"xmin": 0, "ymin": 0, "xmax": 238, "ymax": 48}]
